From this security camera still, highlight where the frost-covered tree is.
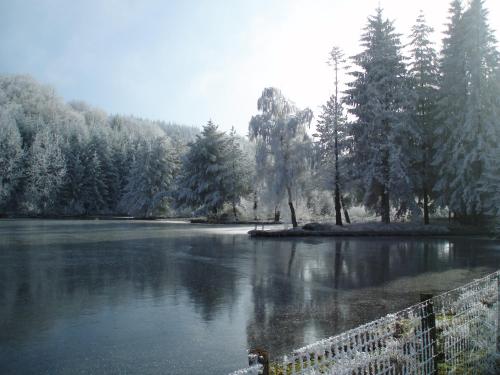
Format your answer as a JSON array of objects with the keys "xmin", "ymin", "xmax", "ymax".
[
  {"xmin": 249, "ymin": 88, "xmax": 313, "ymax": 228},
  {"xmin": 345, "ymin": 8, "xmax": 415, "ymax": 224},
  {"xmin": 434, "ymin": 0, "xmax": 500, "ymax": 217},
  {"xmin": 176, "ymin": 121, "xmax": 232, "ymax": 215},
  {"xmin": 120, "ymin": 137, "xmax": 177, "ymax": 217},
  {"xmin": 0, "ymin": 74, "xmax": 199, "ymax": 217},
  {"xmin": 24, "ymin": 128, "xmax": 66, "ymax": 214},
  {"xmin": 433, "ymin": 1, "xmax": 467, "ymax": 213},
  {"xmin": 81, "ymin": 150, "xmax": 107, "ymax": 214},
  {"xmin": 408, "ymin": 11, "xmax": 440, "ymax": 224},
  {"xmin": 61, "ymin": 134, "xmax": 86, "ymax": 214},
  {"xmin": 225, "ymin": 127, "xmax": 253, "ymax": 219},
  {"xmin": 0, "ymin": 106, "xmax": 23, "ymax": 210},
  {"xmin": 316, "ymin": 47, "xmax": 350, "ymax": 225}
]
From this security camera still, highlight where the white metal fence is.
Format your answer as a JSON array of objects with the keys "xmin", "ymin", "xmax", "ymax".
[{"xmin": 231, "ymin": 271, "xmax": 500, "ymax": 375}]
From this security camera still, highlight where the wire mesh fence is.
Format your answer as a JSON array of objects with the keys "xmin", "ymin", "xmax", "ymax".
[{"xmin": 230, "ymin": 270, "xmax": 500, "ymax": 375}]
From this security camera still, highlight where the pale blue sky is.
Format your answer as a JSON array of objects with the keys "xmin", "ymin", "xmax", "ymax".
[{"xmin": 1, "ymin": 0, "xmax": 499, "ymax": 134}]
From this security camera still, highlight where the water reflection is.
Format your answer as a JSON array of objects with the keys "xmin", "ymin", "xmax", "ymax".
[{"xmin": 0, "ymin": 220, "xmax": 499, "ymax": 374}]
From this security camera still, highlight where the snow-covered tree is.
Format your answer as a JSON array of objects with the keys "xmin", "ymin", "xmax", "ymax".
[
  {"xmin": 61, "ymin": 134, "xmax": 87, "ymax": 214},
  {"xmin": 176, "ymin": 121, "xmax": 234, "ymax": 216},
  {"xmin": 225, "ymin": 127, "xmax": 253, "ymax": 219},
  {"xmin": 434, "ymin": 0, "xmax": 500, "ymax": 217},
  {"xmin": 0, "ymin": 106, "xmax": 23, "ymax": 210},
  {"xmin": 120, "ymin": 136, "xmax": 177, "ymax": 217},
  {"xmin": 345, "ymin": 8, "xmax": 415, "ymax": 224},
  {"xmin": 249, "ymin": 88, "xmax": 313, "ymax": 227},
  {"xmin": 408, "ymin": 11, "xmax": 440, "ymax": 224},
  {"xmin": 24, "ymin": 128, "xmax": 66, "ymax": 214},
  {"xmin": 316, "ymin": 46, "xmax": 350, "ymax": 225}
]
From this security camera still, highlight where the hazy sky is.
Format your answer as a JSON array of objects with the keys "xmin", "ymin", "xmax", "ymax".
[{"xmin": 1, "ymin": 0, "xmax": 499, "ymax": 134}]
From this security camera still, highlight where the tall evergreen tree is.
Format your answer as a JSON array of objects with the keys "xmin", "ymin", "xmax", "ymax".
[
  {"xmin": 225, "ymin": 127, "xmax": 252, "ymax": 220},
  {"xmin": 433, "ymin": 0, "xmax": 467, "ymax": 213},
  {"xmin": 346, "ymin": 8, "xmax": 414, "ymax": 224},
  {"xmin": 408, "ymin": 11, "xmax": 440, "ymax": 224},
  {"xmin": 176, "ymin": 121, "xmax": 232, "ymax": 216},
  {"xmin": 81, "ymin": 150, "xmax": 107, "ymax": 214},
  {"xmin": 316, "ymin": 47, "xmax": 349, "ymax": 226},
  {"xmin": 434, "ymin": 0, "xmax": 500, "ymax": 217},
  {"xmin": 61, "ymin": 134, "xmax": 86, "ymax": 214},
  {"xmin": 24, "ymin": 128, "xmax": 66, "ymax": 214},
  {"xmin": 120, "ymin": 137, "xmax": 177, "ymax": 217},
  {"xmin": 0, "ymin": 107, "xmax": 23, "ymax": 211}
]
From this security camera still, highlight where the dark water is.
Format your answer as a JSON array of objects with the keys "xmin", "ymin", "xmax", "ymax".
[{"xmin": 0, "ymin": 220, "xmax": 499, "ymax": 374}]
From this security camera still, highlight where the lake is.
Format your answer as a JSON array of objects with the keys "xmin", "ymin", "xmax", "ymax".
[{"xmin": 0, "ymin": 219, "xmax": 499, "ymax": 374}]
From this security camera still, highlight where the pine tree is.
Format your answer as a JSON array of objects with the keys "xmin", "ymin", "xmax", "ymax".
[
  {"xmin": 24, "ymin": 128, "xmax": 66, "ymax": 214},
  {"xmin": 434, "ymin": 0, "xmax": 500, "ymax": 217},
  {"xmin": 0, "ymin": 107, "xmax": 23, "ymax": 211},
  {"xmin": 408, "ymin": 11, "xmax": 440, "ymax": 224},
  {"xmin": 225, "ymin": 127, "xmax": 252, "ymax": 220},
  {"xmin": 433, "ymin": 0, "xmax": 466, "ymax": 214},
  {"xmin": 61, "ymin": 134, "xmax": 86, "ymax": 214},
  {"xmin": 345, "ymin": 8, "xmax": 414, "ymax": 224},
  {"xmin": 81, "ymin": 150, "xmax": 107, "ymax": 214},
  {"xmin": 249, "ymin": 87, "xmax": 313, "ymax": 228},
  {"xmin": 176, "ymin": 121, "xmax": 232, "ymax": 216},
  {"xmin": 316, "ymin": 47, "xmax": 350, "ymax": 225},
  {"xmin": 120, "ymin": 137, "xmax": 177, "ymax": 217}
]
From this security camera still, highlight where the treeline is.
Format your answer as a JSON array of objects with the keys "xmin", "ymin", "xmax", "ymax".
[
  {"xmin": 1, "ymin": 0, "xmax": 499, "ymax": 224},
  {"xmin": 0, "ymin": 75, "xmax": 198, "ymax": 217},
  {"xmin": 244, "ymin": 0, "xmax": 500, "ymax": 226}
]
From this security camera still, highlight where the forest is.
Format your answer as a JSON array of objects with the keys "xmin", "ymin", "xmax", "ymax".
[{"xmin": 0, "ymin": 0, "xmax": 499, "ymax": 225}]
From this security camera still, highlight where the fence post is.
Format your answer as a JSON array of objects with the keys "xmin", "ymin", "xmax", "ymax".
[
  {"xmin": 249, "ymin": 348, "xmax": 269, "ymax": 375},
  {"xmin": 497, "ymin": 273, "xmax": 500, "ymax": 353},
  {"xmin": 421, "ymin": 294, "xmax": 438, "ymax": 374}
]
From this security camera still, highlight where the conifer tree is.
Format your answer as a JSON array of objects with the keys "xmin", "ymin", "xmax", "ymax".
[
  {"xmin": 345, "ymin": 8, "xmax": 414, "ymax": 224},
  {"xmin": 24, "ymin": 128, "xmax": 66, "ymax": 214},
  {"xmin": 316, "ymin": 47, "xmax": 349, "ymax": 226},
  {"xmin": 0, "ymin": 107, "xmax": 23, "ymax": 211},
  {"xmin": 408, "ymin": 11, "xmax": 440, "ymax": 224},
  {"xmin": 176, "ymin": 121, "xmax": 232, "ymax": 216},
  {"xmin": 225, "ymin": 127, "xmax": 252, "ymax": 220},
  {"xmin": 120, "ymin": 137, "xmax": 177, "ymax": 217},
  {"xmin": 434, "ymin": 0, "xmax": 500, "ymax": 217}
]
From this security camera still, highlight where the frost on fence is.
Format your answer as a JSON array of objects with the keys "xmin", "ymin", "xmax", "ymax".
[
  {"xmin": 230, "ymin": 271, "xmax": 500, "ymax": 375},
  {"xmin": 434, "ymin": 271, "xmax": 499, "ymax": 374}
]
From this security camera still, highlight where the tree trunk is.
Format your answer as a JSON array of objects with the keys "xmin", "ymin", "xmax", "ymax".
[
  {"xmin": 287, "ymin": 186, "xmax": 298, "ymax": 228},
  {"xmin": 334, "ymin": 132, "xmax": 342, "ymax": 226},
  {"xmin": 232, "ymin": 200, "xmax": 238, "ymax": 221},
  {"xmin": 423, "ymin": 188, "xmax": 429, "ymax": 225},
  {"xmin": 253, "ymin": 191, "xmax": 258, "ymax": 220},
  {"xmin": 334, "ymin": 187, "xmax": 342, "ymax": 226},
  {"xmin": 381, "ymin": 189, "xmax": 390, "ymax": 224},
  {"xmin": 274, "ymin": 206, "xmax": 280, "ymax": 223},
  {"xmin": 381, "ymin": 147, "xmax": 390, "ymax": 224},
  {"xmin": 340, "ymin": 195, "xmax": 351, "ymax": 224}
]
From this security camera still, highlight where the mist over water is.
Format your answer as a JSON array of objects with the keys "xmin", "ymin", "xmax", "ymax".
[{"xmin": 0, "ymin": 220, "xmax": 499, "ymax": 374}]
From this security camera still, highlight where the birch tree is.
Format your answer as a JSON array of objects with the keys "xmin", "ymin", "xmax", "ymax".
[{"xmin": 249, "ymin": 88, "xmax": 313, "ymax": 228}]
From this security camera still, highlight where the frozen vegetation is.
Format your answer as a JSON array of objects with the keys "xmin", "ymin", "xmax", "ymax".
[{"xmin": 0, "ymin": 0, "xmax": 499, "ymax": 229}]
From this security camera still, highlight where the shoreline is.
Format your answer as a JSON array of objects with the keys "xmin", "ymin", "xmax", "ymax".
[{"xmin": 248, "ymin": 222, "xmax": 496, "ymax": 238}]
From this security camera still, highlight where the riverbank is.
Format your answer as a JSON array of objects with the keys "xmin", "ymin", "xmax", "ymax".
[{"xmin": 248, "ymin": 222, "xmax": 494, "ymax": 238}]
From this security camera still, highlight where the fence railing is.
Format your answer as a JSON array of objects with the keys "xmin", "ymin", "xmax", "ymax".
[{"xmin": 230, "ymin": 271, "xmax": 500, "ymax": 375}]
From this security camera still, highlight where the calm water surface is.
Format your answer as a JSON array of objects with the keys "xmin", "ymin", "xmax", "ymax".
[{"xmin": 1, "ymin": 219, "xmax": 499, "ymax": 374}]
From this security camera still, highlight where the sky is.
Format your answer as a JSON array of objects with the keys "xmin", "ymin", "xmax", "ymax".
[{"xmin": 1, "ymin": 0, "xmax": 499, "ymax": 135}]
